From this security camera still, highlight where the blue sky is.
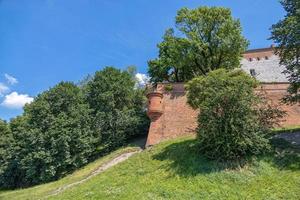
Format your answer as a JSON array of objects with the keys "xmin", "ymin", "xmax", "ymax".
[{"xmin": 0, "ymin": 0, "xmax": 285, "ymax": 120}]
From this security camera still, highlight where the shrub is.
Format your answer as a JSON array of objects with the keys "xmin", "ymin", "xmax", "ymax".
[
  {"xmin": 186, "ymin": 69, "xmax": 284, "ymax": 160},
  {"xmin": 0, "ymin": 82, "xmax": 97, "ymax": 188}
]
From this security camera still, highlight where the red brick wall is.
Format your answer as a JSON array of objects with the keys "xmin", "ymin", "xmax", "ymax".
[
  {"xmin": 243, "ymin": 47, "xmax": 274, "ymax": 61},
  {"xmin": 146, "ymin": 83, "xmax": 300, "ymax": 146}
]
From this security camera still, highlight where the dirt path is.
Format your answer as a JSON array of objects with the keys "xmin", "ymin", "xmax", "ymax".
[
  {"xmin": 46, "ymin": 149, "xmax": 142, "ymax": 198},
  {"xmin": 274, "ymin": 131, "xmax": 300, "ymax": 146}
]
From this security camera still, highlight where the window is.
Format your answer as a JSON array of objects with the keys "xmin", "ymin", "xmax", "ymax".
[{"xmin": 250, "ymin": 69, "xmax": 256, "ymax": 77}]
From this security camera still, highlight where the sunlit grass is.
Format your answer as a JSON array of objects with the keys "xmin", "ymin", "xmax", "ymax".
[
  {"xmin": 1, "ymin": 136, "xmax": 299, "ymax": 200},
  {"xmin": 272, "ymin": 125, "xmax": 300, "ymax": 134},
  {"xmin": 0, "ymin": 146, "xmax": 140, "ymax": 200}
]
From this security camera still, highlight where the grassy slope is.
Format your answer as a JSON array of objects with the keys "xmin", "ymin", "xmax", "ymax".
[
  {"xmin": 1, "ymin": 136, "xmax": 300, "ymax": 200},
  {"xmin": 0, "ymin": 146, "xmax": 140, "ymax": 200}
]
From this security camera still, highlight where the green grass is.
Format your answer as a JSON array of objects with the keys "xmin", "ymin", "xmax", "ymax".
[
  {"xmin": 1, "ymin": 136, "xmax": 299, "ymax": 200},
  {"xmin": 0, "ymin": 146, "xmax": 140, "ymax": 200},
  {"xmin": 272, "ymin": 125, "xmax": 300, "ymax": 134}
]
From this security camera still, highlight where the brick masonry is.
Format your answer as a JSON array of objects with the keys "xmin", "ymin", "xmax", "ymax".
[{"xmin": 146, "ymin": 82, "xmax": 300, "ymax": 146}]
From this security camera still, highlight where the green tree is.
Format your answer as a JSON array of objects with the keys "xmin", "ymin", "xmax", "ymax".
[
  {"xmin": 86, "ymin": 67, "xmax": 149, "ymax": 150},
  {"xmin": 186, "ymin": 69, "xmax": 284, "ymax": 160},
  {"xmin": 270, "ymin": 0, "xmax": 300, "ymax": 103},
  {"xmin": 0, "ymin": 82, "xmax": 97, "ymax": 188},
  {"xmin": 0, "ymin": 119, "xmax": 14, "ymax": 186},
  {"xmin": 1, "ymin": 116, "xmax": 28, "ymax": 188},
  {"xmin": 0, "ymin": 120, "xmax": 11, "ymax": 167},
  {"xmin": 148, "ymin": 7, "xmax": 249, "ymax": 83}
]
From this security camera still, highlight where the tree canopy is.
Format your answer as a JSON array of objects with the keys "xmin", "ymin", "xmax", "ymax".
[
  {"xmin": 0, "ymin": 119, "xmax": 13, "ymax": 185},
  {"xmin": 85, "ymin": 67, "xmax": 149, "ymax": 150},
  {"xmin": 0, "ymin": 67, "xmax": 150, "ymax": 189},
  {"xmin": 0, "ymin": 82, "xmax": 97, "ymax": 188},
  {"xmin": 148, "ymin": 7, "xmax": 249, "ymax": 83},
  {"xmin": 0, "ymin": 65, "xmax": 150, "ymax": 189},
  {"xmin": 270, "ymin": 0, "xmax": 300, "ymax": 103}
]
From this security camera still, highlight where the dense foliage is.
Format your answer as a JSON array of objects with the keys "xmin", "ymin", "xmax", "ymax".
[
  {"xmin": 148, "ymin": 7, "xmax": 248, "ymax": 83},
  {"xmin": 270, "ymin": 0, "xmax": 300, "ymax": 103},
  {"xmin": 0, "ymin": 82, "xmax": 97, "ymax": 188},
  {"xmin": 85, "ymin": 67, "xmax": 149, "ymax": 150},
  {"xmin": 186, "ymin": 69, "xmax": 284, "ymax": 160},
  {"xmin": 0, "ymin": 120, "xmax": 13, "ymax": 185},
  {"xmin": 0, "ymin": 67, "xmax": 149, "ymax": 188}
]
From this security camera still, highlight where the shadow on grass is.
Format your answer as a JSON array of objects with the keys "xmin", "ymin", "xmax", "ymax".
[
  {"xmin": 153, "ymin": 138, "xmax": 300, "ymax": 177},
  {"xmin": 152, "ymin": 139, "xmax": 247, "ymax": 177},
  {"xmin": 269, "ymin": 137, "xmax": 300, "ymax": 171}
]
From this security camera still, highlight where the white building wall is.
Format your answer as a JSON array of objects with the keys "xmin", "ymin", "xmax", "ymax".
[{"xmin": 241, "ymin": 55, "xmax": 288, "ymax": 82}]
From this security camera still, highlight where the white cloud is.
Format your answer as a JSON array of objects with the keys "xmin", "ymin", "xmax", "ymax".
[
  {"xmin": 135, "ymin": 73, "xmax": 150, "ymax": 88},
  {"xmin": 4, "ymin": 73, "xmax": 18, "ymax": 85},
  {"xmin": 1, "ymin": 92, "xmax": 33, "ymax": 109},
  {"xmin": 0, "ymin": 83, "xmax": 9, "ymax": 96}
]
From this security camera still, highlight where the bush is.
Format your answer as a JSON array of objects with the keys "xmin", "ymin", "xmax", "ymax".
[
  {"xmin": 186, "ymin": 69, "xmax": 284, "ymax": 160},
  {"xmin": 0, "ymin": 82, "xmax": 97, "ymax": 188},
  {"xmin": 85, "ymin": 67, "xmax": 149, "ymax": 150}
]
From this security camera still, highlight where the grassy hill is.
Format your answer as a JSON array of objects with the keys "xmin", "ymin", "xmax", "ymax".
[{"xmin": 1, "ymin": 136, "xmax": 299, "ymax": 200}]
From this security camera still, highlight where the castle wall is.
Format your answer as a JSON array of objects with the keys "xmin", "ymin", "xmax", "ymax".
[{"xmin": 146, "ymin": 83, "xmax": 300, "ymax": 146}]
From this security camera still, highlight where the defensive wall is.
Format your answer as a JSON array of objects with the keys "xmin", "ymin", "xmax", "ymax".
[{"xmin": 146, "ymin": 82, "xmax": 300, "ymax": 146}]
